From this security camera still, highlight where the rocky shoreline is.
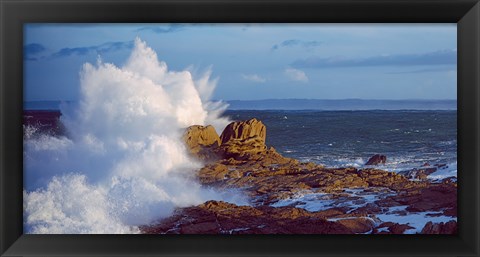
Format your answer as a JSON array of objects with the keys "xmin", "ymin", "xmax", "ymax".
[{"xmin": 140, "ymin": 118, "xmax": 457, "ymax": 234}]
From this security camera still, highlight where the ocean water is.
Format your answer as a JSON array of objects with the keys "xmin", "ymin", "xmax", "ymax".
[
  {"xmin": 225, "ymin": 110, "xmax": 457, "ymax": 172},
  {"xmin": 22, "ymin": 37, "xmax": 457, "ymax": 234}
]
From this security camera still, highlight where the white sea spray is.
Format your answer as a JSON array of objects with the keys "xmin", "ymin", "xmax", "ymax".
[{"xmin": 23, "ymin": 38, "xmax": 244, "ymax": 234}]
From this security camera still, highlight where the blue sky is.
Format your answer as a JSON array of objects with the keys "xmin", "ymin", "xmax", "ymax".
[{"xmin": 24, "ymin": 24, "xmax": 457, "ymax": 101}]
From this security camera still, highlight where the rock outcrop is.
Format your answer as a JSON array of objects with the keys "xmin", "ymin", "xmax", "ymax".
[
  {"xmin": 375, "ymin": 222, "xmax": 415, "ymax": 234},
  {"xmin": 421, "ymin": 220, "xmax": 457, "ymax": 234},
  {"xmin": 398, "ymin": 167, "xmax": 437, "ymax": 180},
  {"xmin": 220, "ymin": 118, "xmax": 266, "ymax": 144},
  {"xmin": 141, "ymin": 200, "xmax": 355, "ymax": 234},
  {"xmin": 398, "ymin": 163, "xmax": 455, "ymax": 181},
  {"xmin": 365, "ymin": 154, "xmax": 387, "ymax": 165},
  {"xmin": 184, "ymin": 118, "xmax": 268, "ymax": 160},
  {"xmin": 23, "ymin": 110, "xmax": 64, "ymax": 136},
  {"xmin": 184, "ymin": 125, "xmax": 221, "ymax": 151},
  {"xmin": 183, "ymin": 125, "xmax": 221, "ymax": 161},
  {"xmin": 158, "ymin": 119, "xmax": 458, "ymax": 235},
  {"xmin": 219, "ymin": 118, "xmax": 267, "ymax": 159}
]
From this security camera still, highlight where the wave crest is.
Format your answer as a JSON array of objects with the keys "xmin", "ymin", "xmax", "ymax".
[{"xmin": 24, "ymin": 37, "xmax": 237, "ymax": 234}]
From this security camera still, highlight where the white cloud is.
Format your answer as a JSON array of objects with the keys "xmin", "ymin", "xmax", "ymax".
[
  {"xmin": 242, "ymin": 74, "xmax": 267, "ymax": 83},
  {"xmin": 285, "ymin": 68, "xmax": 308, "ymax": 82}
]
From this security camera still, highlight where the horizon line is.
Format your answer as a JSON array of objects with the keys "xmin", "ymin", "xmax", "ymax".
[
  {"xmin": 220, "ymin": 98, "xmax": 457, "ymax": 102},
  {"xmin": 24, "ymin": 98, "xmax": 457, "ymax": 102}
]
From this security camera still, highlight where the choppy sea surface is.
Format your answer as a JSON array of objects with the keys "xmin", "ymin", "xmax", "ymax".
[
  {"xmin": 224, "ymin": 110, "xmax": 457, "ymax": 173},
  {"xmin": 225, "ymin": 109, "xmax": 458, "ymax": 233}
]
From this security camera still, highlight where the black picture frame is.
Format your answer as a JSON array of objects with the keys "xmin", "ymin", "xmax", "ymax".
[{"xmin": 1, "ymin": 0, "xmax": 479, "ymax": 256}]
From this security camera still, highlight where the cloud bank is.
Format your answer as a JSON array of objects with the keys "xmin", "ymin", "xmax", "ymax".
[
  {"xmin": 292, "ymin": 49, "xmax": 457, "ymax": 68},
  {"xmin": 51, "ymin": 41, "xmax": 134, "ymax": 58},
  {"xmin": 272, "ymin": 39, "xmax": 322, "ymax": 50},
  {"xmin": 24, "ymin": 43, "xmax": 46, "ymax": 61},
  {"xmin": 136, "ymin": 24, "xmax": 186, "ymax": 34}
]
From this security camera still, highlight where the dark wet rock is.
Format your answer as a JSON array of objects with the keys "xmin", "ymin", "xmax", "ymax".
[
  {"xmin": 398, "ymin": 167, "xmax": 438, "ymax": 180},
  {"xmin": 376, "ymin": 222, "xmax": 415, "ymax": 234},
  {"xmin": 23, "ymin": 110, "xmax": 65, "ymax": 136},
  {"xmin": 334, "ymin": 217, "xmax": 375, "ymax": 234},
  {"xmin": 387, "ymin": 184, "xmax": 457, "ymax": 217},
  {"xmin": 365, "ymin": 154, "xmax": 387, "ymax": 165},
  {"xmin": 421, "ymin": 220, "xmax": 457, "ymax": 234},
  {"xmin": 441, "ymin": 177, "xmax": 458, "ymax": 184}
]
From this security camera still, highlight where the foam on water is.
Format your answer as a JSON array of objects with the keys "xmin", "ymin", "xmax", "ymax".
[
  {"xmin": 271, "ymin": 188, "xmax": 394, "ymax": 213},
  {"xmin": 427, "ymin": 161, "xmax": 457, "ymax": 181},
  {"xmin": 271, "ymin": 189, "xmax": 456, "ymax": 234},
  {"xmin": 270, "ymin": 191, "xmax": 335, "ymax": 212},
  {"xmin": 23, "ymin": 38, "xmax": 242, "ymax": 234},
  {"xmin": 374, "ymin": 206, "xmax": 457, "ymax": 234},
  {"xmin": 301, "ymin": 156, "xmax": 456, "ymax": 175}
]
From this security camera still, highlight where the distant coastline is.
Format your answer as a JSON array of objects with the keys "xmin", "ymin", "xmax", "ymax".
[
  {"xmin": 24, "ymin": 99, "xmax": 457, "ymax": 111},
  {"xmin": 225, "ymin": 99, "xmax": 457, "ymax": 111}
]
